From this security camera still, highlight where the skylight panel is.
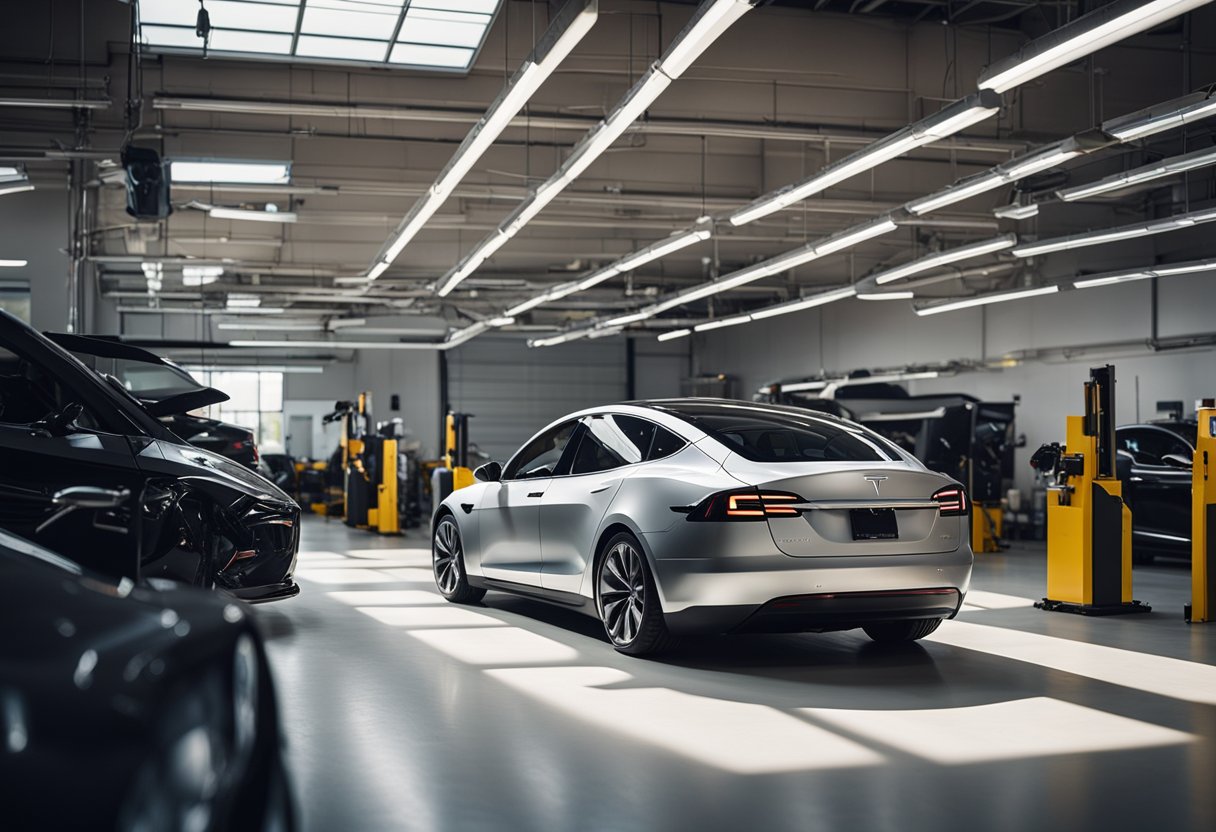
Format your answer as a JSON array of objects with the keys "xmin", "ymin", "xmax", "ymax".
[
  {"xmin": 413, "ymin": 0, "xmax": 500, "ymax": 14},
  {"xmin": 170, "ymin": 160, "xmax": 292, "ymax": 184},
  {"xmin": 207, "ymin": 29, "xmax": 294, "ymax": 54},
  {"xmin": 402, "ymin": 8, "xmax": 490, "ymax": 49},
  {"xmin": 139, "ymin": 0, "xmax": 499, "ymax": 71},
  {"xmin": 216, "ymin": 0, "xmax": 300, "ymax": 31},
  {"xmin": 302, "ymin": 1, "xmax": 404, "ymax": 39},
  {"xmin": 138, "ymin": 0, "xmax": 199, "ymax": 26},
  {"xmin": 141, "ymin": 25, "xmax": 206, "ymax": 49},
  {"xmin": 296, "ymin": 36, "xmax": 391, "ymax": 62},
  {"xmin": 389, "ymin": 42, "xmax": 474, "ymax": 69}
]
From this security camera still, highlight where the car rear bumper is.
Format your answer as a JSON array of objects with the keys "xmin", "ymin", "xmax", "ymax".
[{"xmin": 664, "ymin": 587, "xmax": 964, "ymax": 634}]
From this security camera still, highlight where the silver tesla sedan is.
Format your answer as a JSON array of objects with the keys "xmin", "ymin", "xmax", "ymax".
[{"xmin": 432, "ymin": 398, "xmax": 973, "ymax": 656}]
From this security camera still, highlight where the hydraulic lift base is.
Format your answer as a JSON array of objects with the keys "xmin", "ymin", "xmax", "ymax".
[{"xmin": 1035, "ymin": 598, "xmax": 1151, "ymax": 616}]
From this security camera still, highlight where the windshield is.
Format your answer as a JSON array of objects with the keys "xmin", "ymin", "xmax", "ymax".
[{"xmin": 653, "ymin": 401, "xmax": 904, "ymax": 463}]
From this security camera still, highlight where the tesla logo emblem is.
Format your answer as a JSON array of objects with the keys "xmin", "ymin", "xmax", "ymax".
[{"xmin": 864, "ymin": 476, "xmax": 888, "ymax": 496}]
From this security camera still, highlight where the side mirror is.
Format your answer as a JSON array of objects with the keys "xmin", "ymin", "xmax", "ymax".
[
  {"xmin": 473, "ymin": 461, "xmax": 502, "ymax": 482},
  {"xmin": 53, "ymin": 486, "xmax": 130, "ymax": 509},
  {"xmin": 37, "ymin": 486, "xmax": 130, "ymax": 534},
  {"xmin": 1162, "ymin": 453, "xmax": 1193, "ymax": 469}
]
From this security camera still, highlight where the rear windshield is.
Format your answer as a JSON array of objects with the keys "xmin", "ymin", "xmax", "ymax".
[{"xmin": 658, "ymin": 402, "xmax": 902, "ymax": 463}]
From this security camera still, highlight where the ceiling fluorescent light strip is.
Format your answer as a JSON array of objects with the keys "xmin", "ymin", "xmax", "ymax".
[
  {"xmin": 873, "ymin": 234, "xmax": 1017, "ymax": 285},
  {"xmin": 434, "ymin": 0, "xmax": 757, "ymax": 297},
  {"xmin": 906, "ymin": 139, "xmax": 1084, "ymax": 215},
  {"xmin": 728, "ymin": 91, "xmax": 1001, "ymax": 226},
  {"xmin": 1073, "ymin": 257, "xmax": 1216, "ymax": 289},
  {"xmin": 1057, "ymin": 146, "xmax": 1216, "ymax": 201},
  {"xmin": 228, "ymin": 339, "xmax": 443, "ymax": 351},
  {"xmin": 364, "ymin": 0, "xmax": 600, "ymax": 282},
  {"xmin": 1012, "ymin": 206, "xmax": 1216, "ymax": 257},
  {"xmin": 1102, "ymin": 89, "xmax": 1216, "ymax": 141},
  {"xmin": 656, "ymin": 328, "xmax": 691, "ymax": 341},
  {"xmin": 993, "ymin": 202, "xmax": 1040, "ymax": 220},
  {"xmin": 915, "ymin": 284, "xmax": 1060, "ymax": 316},
  {"xmin": 857, "ymin": 291, "xmax": 915, "ymax": 301},
  {"xmin": 209, "ymin": 206, "xmax": 297, "ymax": 223},
  {"xmin": 977, "ymin": 0, "xmax": 1213, "ymax": 94}
]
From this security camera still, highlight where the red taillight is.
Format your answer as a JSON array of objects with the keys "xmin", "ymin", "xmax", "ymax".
[
  {"xmin": 932, "ymin": 486, "xmax": 969, "ymax": 516},
  {"xmin": 685, "ymin": 489, "xmax": 805, "ymax": 522}
]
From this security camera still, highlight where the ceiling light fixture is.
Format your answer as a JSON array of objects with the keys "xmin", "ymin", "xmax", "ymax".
[
  {"xmin": 170, "ymin": 160, "xmax": 291, "ymax": 184},
  {"xmin": 1072, "ymin": 257, "xmax": 1216, "ymax": 289},
  {"xmin": 228, "ymin": 339, "xmax": 441, "ymax": 350},
  {"xmin": 656, "ymin": 328, "xmax": 691, "ymax": 341},
  {"xmin": 434, "ymin": 0, "xmax": 758, "ymax": 297},
  {"xmin": 1012, "ymin": 206, "xmax": 1216, "ymax": 257},
  {"xmin": 1102, "ymin": 89, "xmax": 1216, "ymax": 141},
  {"xmin": 364, "ymin": 0, "xmax": 599, "ymax": 282},
  {"xmin": 0, "ymin": 259, "xmax": 28, "ymax": 268},
  {"xmin": 694, "ymin": 314, "xmax": 753, "ymax": 332},
  {"xmin": 748, "ymin": 286, "xmax": 858, "ymax": 320},
  {"xmin": 915, "ymin": 284, "xmax": 1060, "ymax": 316},
  {"xmin": 208, "ymin": 205, "xmax": 297, "ymax": 223},
  {"xmin": 727, "ymin": 91, "xmax": 1001, "ymax": 226},
  {"xmin": 906, "ymin": 140, "xmax": 1085, "ymax": 215},
  {"xmin": 977, "ymin": 0, "xmax": 1213, "ymax": 94},
  {"xmin": 1056, "ymin": 146, "xmax": 1216, "ymax": 201},
  {"xmin": 857, "ymin": 291, "xmax": 915, "ymax": 301},
  {"xmin": 874, "ymin": 234, "xmax": 1017, "ymax": 285},
  {"xmin": 993, "ymin": 202, "xmax": 1040, "ymax": 220}
]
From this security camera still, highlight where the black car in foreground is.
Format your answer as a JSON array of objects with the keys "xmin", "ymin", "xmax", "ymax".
[
  {"xmin": 0, "ymin": 521, "xmax": 294, "ymax": 831},
  {"xmin": 0, "ymin": 310, "xmax": 300, "ymax": 601},
  {"xmin": 1116, "ymin": 421, "xmax": 1195, "ymax": 562}
]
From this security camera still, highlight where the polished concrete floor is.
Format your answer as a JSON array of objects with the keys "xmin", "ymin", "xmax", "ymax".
[{"xmin": 257, "ymin": 518, "xmax": 1216, "ymax": 832}]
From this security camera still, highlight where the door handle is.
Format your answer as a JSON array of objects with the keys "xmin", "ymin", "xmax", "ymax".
[
  {"xmin": 527, "ymin": 491, "xmax": 544, "ymax": 498},
  {"xmin": 590, "ymin": 481, "xmax": 619, "ymax": 494}
]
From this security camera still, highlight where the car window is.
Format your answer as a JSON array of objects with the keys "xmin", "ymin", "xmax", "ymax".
[
  {"xmin": 1118, "ymin": 429, "xmax": 1190, "ymax": 466},
  {"xmin": 569, "ymin": 415, "xmax": 652, "ymax": 475},
  {"xmin": 504, "ymin": 420, "xmax": 579, "ymax": 480},
  {"xmin": 0, "ymin": 343, "xmax": 103, "ymax": 430},
  {"xmin": 647, "ymin": 425, "xmax": 685, "ymax": 461}
]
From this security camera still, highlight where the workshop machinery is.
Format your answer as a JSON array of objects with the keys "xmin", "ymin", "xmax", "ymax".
[
  {"xmin": 1031, "ymin": 365, "xmax": 1149, "ymax": 615},
  {"xmin": 1187, "ymin": 404, "xmax": 1216, "ymax": 623}
]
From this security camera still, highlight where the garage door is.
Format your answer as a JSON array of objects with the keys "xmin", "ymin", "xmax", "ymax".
[{"xmin": 446, "ymin": 336, "xmax": 628, "ymax": 462}]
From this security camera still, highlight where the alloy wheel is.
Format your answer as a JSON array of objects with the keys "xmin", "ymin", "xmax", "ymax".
[
  {"xmin": 598, "ymin": 541, "xmax": 646, "ymax": 646},
  {"xmin": 433, "ymin": 519, "xmax": 462, "ymax": 595}
]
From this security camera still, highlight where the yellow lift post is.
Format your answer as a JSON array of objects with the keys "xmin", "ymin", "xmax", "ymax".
[
  {"xmin": 1187, "ymin": 405, "xmax": 1216, "ymax": 623},
  {"xmin": 1032, "ymin": 365, "xmax": 1150, "ymax": 615},
  {"xmin": 431, "ymin": 412, "xmax": 475, "ymax": 517}
]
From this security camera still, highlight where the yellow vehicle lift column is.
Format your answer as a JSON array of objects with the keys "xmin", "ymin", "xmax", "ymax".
[
  {"xmin": 1033, "ymin": 365, "xmax": 1150, "ymax": 616},
  {"xmin": 1187, "ymin": 406, "xmax": 1216, "ymax": 623}
]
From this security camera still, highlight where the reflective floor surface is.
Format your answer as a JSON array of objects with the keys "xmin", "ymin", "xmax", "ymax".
[{"xmin": 257, "ymin": 518, "xmax": 1216, "ymax": 832}]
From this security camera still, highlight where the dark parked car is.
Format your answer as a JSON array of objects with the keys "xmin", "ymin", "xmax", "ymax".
[
  {"xmin": 0, "ymin": 521, "xmax": 294, "ymax": 831},
  {"xmin": 47, "ymin": 331, "xmax": 262, "ymax": 469},
  {"xmin": 0, "ymin": 310, "xmax": 300, "ymax": 602},
  {"xmin": 1116, "ymin": 421, "xmax": 1195, "ymax": 562}
]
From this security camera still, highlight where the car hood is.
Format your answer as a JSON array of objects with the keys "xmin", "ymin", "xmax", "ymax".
[{"xmin": 148, "ymin": 440, "xmax": 296, "ymax": 508}]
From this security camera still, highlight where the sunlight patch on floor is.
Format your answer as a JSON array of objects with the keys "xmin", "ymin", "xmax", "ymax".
[
  {"xmin": 962, "ymin": 590, "xmax": 1037, "ymax": 610},
  {"xmin": 807, "ymin": 696, "xmax": 1193, "ymax": 764},
  {"xmin": 295, "ymin": 567, "xmax": 396, "ymax": 584},
  {"xmin": 409, "ymin": 627, "xmax": 580, "ymax": 665},
  {"xmin": 356, "ymin": 606, "xmax": 508, "ymax": 628},
  {"xmin": 488, "ymin": 666, "xmax": 884, "ymax": 774},
  {"xmin": 327, "ymin": 590, "xmax": 445, "ymax": 606},
  {"xmin": 928, "ymin": 620, "xmax": 1216, "ymax": 705}
]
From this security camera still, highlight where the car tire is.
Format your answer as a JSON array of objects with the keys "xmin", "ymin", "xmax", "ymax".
[
  {"xmin": 862, "ymin": 617, "xmax": 942, "ymax": 643},
  {"xmin": 433, "ymin": 515, "xmax": 485, "ymax": 604},
  {"xmin": 595, "ymin": 532, "xmax": 675, "ymax": 657}
]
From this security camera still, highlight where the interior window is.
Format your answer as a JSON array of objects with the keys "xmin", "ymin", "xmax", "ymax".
[
  {"xmin": 504, "ymin": 421, "xmax": 578, "ymax": 480},
  {"xmin": 647, "ymin": 425, "xmax": 685, "ymax": 461}
]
